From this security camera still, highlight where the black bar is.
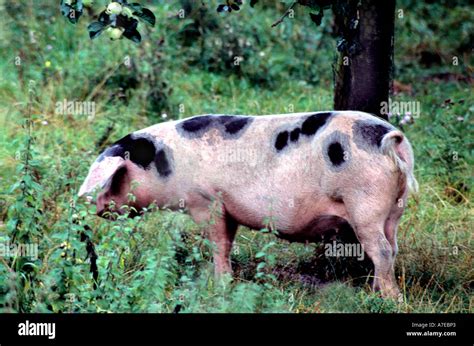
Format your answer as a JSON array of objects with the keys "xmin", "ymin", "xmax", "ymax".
[{"xmin": 0, "ymin": 313, "xmax": 472, "ymax": 345}]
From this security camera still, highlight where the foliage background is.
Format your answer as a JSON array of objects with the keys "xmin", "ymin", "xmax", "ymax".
[{"xmin": 0, "ymin": 0, "xmax": 472, "ymax": 312}]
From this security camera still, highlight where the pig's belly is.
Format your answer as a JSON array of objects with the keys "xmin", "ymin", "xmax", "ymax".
[
  {"xmin": 221, "ymin": 187, "xmax": 351, "ymax": 243},
  {"xmin": 275, "ymin": 215, "xmax": 354, "ymax": 243}
]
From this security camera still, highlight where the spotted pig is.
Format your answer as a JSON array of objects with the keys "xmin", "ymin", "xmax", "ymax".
[{"xmin": 79, "ymin": 111, "xmax": 418, "ymax": 298}]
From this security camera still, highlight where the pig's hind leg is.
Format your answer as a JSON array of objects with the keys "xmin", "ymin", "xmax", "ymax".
[{"xmin": 345, "ymin": 196, "xmax": 400, "ymax": 298}]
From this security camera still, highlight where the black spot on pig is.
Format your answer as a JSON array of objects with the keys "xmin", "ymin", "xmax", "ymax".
[
  {"xmin": 110, "ymin": 134, "xmax": 156, "ymax": 169},
  {"xmin": 223, "ymin": 116, "xmax": 251, "ymax": 135},
  {"xmin": 323, "ymin": 131, "xmax": 351, "ymax": 172},
  {"xmin": 97, "ymin": 135, "xmax": 130, "ymax": 163},
  {"xmin": 273, "ymin": 113, "xmax": 333, "ymax": 154},
  {"xmin": 177, "ymin": 114, "xmax": 253, "ymax": 139},
  {"xmin": 301, "ymin": 112, "xmax": 333, "ymax": 136},
  {"xmin": 154, "ymin": 148, "xmax": 172, "ymax": 177},
  {"xmin": 181, "ymin": 115, "xmax": 213, "ymax": 133},
  {"xmin": 275, "ymin": 131, "xmax": 289, "ymax": 151},
  {"xmin": 97, "ymin": 144, "xmax": 125, "ymax": 161},
  {"xmin": 97, "ymin": 133, "xmax": 142, "ymax": 162},
  {"xmin": 97, "ymin": 133, "xmax": 174, "ymax": 178},
  {"xmin": 352, "ymin": 119, "xmax": 393, "ymax": 152},
  {"xmin": 328, "ymin": 142, "xmax": 345, "ymax": 166},
  {"xmin": 361, "ymin": 124, "xmax": 390, "ymax": 147},
  {"xmin": 127, "ymin": 137, "xmax": 157, "ymax": 168},
  {"xmin": 290, "ymin": 128, "xmax": 300, "ymax": 142}
]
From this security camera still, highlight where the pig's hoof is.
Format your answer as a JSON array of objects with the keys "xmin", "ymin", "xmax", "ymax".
[{"xmin": 380, "ymin": 286, "xmax": 401, "ymax": 300}]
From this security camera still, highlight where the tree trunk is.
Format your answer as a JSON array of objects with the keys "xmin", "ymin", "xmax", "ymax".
[{"xmin": 333, "ymin": 0, "xmax": 395, "ymax": 120}]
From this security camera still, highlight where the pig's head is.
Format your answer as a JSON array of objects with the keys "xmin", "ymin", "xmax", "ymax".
[{"xmin": 78, "ymin": 133, "xmax": 173, "ymax": 218}]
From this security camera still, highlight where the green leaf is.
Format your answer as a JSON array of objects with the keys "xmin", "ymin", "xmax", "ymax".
[
  {"xmin": 130, "ymin": 7, "xmax": 156, "ymax": 26},
  {"xmin": 6, "ymin": 218, "xmax": 18, "ymax": 232},
  {"xmin": 60, "ymin": 1, "xmax": 71, "ymax": 17},
  {"xmin": 309, "ymin": 11, "xmax": 323, "ymax": 26},
  {"xmin": 60, "ymin": 0, "xmax": 83, "ymax": 24},
  {"xmin": 98, "ymin": 10, "xmax": 111, "ymax": 24},
  {"xmin": 123, "ymin": 29, "xmax": 141, "ymax": 43},
  {"xmin": 125, "ymin": 3, "xmax": 143, "ymax": 12},
  {"xmin": 87, "ymin": 22, "xmax": 107, "ymax": 39},
  {"xmin": 255, "ymin": 251, "xmax": 265, "ymax": 258},
  {"xmin": 22, "ymin": 262, "xmax": 39, "ymax": 272},
  {"xmin": 124, "ymin": 3, "xmax": 155, "ymax": 26}
]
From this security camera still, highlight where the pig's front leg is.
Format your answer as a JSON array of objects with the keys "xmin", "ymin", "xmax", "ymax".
[
  {"xmin": 209, "ymin": 216, "xmax": 238, "ymax": 275},
  {"xmin": 187, "ymin": 193, "xmax": 238, "ymax": 276}
]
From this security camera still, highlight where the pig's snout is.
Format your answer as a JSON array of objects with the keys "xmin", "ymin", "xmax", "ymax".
[
  {"xmin": 80, "ymin": 194, "xmax": 113, "ymax": 219},
  {"xmin": 95, "ymin": 193, "xmax": 115, "ymax": 219},
  {"xmin": 96, "ymin": 193, "xmax": 105, "ymax": 214},
  {"xmin": 96, "ymin": 193, "xmax": 141, "ymax": 219}
]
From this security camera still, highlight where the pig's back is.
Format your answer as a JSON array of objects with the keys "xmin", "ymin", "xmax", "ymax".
[{"xmin": 137, "ymin": 111, "xmax": 397, "ymax": 230}]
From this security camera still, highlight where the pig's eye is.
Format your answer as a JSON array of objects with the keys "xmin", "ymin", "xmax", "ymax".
[{"xmin": 110, "ymin": 166, "xmax": 128, "ymax": 195}]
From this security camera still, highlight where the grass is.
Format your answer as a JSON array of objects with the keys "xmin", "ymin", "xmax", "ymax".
[{"xmin": 0, "ymin": 0, "xmax": 472, "ymax": 313}]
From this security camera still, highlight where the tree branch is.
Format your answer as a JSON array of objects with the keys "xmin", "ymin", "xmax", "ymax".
[{"xmin": 271, "ymin": 1, "xmax": 298, "ymax": 27}]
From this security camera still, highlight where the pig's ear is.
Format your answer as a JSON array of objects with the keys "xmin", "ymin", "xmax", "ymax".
[{"xmin": 78, "ymin": 156, "xmax": 126, "ymax": 197}]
